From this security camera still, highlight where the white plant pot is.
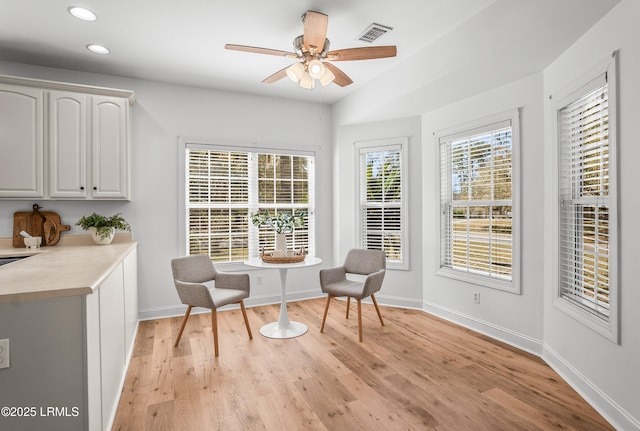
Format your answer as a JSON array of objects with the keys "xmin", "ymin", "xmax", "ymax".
[
  {"xmin": 89, "ymin": 227, "xmax": 116, "ymax": 245},
  {"xmin": 274, "ymin": 233, "xmax": 288, "ymax": 256}
]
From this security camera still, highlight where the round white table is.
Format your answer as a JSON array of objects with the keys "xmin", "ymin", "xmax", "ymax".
[{"xmin": 244, "ymin": 256, "xmax": 322, "ymax": 339}]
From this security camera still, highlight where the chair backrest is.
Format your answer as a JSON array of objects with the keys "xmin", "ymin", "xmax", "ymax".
[
  {"xmin": 171, "ymin": 254, "xmax": 217, "ymax": 284},
  {"xmin": 343, "ymin": 249, "xmax": 386, "ymax": 275}
]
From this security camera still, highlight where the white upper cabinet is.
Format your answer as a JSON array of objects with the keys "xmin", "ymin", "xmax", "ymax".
[
  {"xmin": 91, "ymin": 96, "xmax": 129, "ymax": 199},
  {"xmin": 49, "ymin": 91, "xmax": 88, "ymax": 198},
  {"xmin": 0, "ymin": 85, "xmax": 44, "ymax": 198},
  {"xmin": 0, "ymin": 75, "xmax": 135, "ymax": 200}
]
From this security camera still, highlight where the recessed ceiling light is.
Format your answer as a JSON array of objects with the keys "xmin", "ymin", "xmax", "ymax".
[
  {"xmin": 68, "ymin": 6, "xmax": 97, "ymax": 21},
  {"xmin": 87, "ymin": 44, "xmax": 110, "ymax": 55}
]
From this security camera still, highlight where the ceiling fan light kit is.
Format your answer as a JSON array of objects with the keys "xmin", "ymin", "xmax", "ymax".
[
  {"xmin": 307, "ymin": 59, "xmax": 324, "ymax": 79},
  {"xmin": 299, "ymin": 72, "xmax": 315, "ymax": 89},
  {"xmin": 286, "ymin": 62, "xmax": 305, "ymax": 82},
  {"xmin": 319, "ymin": 68, "xmax": 335, "ymax": 87},
  {"xmin": 225, "ymin": 10, "xmax": 397, "ymax": 90}
]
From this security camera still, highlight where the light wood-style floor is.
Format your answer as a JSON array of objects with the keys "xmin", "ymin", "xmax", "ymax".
[{"xmin": 113, "ymin": 298, "xmax": 613, "ymax": 430}]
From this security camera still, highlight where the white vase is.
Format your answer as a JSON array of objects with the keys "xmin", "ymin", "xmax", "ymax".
[
  {"xmin": 275, "ymin": 233, "xmax": 288, "ymax": 256},
  {"xmin": 89, "ymin": 227, "xmax": 115, "ymax": 245}
]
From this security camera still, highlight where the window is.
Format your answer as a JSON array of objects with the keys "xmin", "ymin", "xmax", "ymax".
[
  {"xmin": 555, "ymin": 52, "xmax": 618, "ymax": 342},
  {"xmin": 437, "ymin": 110, "xmax": 520, "ymax": 292},
  {"xmin": 184, "ymin": 143, "xmax": 315, "ymax": 264},
  {"xmin": 356, "ymin": 138, "xmax": 408, "ymax": 270}
]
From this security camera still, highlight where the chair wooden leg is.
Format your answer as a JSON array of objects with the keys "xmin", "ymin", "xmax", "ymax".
[
  {"xmin": 320, "ymin": 295, "xmax": 332, "ymax": 333},
  {"xmin": 345, "ymin": 297, "xmax": 351, "ymax": 319},
  {"xmin": 357, "ymin": 299, "xmax": 363, "ymax": 342},
  {"xmin": 239, "ymin": 300, "xmax": 253, "ymax": 340},
  {"xmin": 174, "ymin": 305, "xmax": 192, "ymax": 346},
  {"xmin": 371, "ymin": 294, "xmax": 384, "ymax": 326},
  {"xmin": 211, "ymin": 308, "xmax": 219, "ymax": 357}
]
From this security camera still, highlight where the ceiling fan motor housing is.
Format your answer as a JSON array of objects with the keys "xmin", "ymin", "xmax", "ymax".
[{"xmin": 293, "ymin": 35, "xmax": 330, "ymax": 57}]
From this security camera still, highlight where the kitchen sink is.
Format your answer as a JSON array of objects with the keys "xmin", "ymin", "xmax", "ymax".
[{"xmin": 0, "ymin": 256, "xmax": 29, "ymax": 267}]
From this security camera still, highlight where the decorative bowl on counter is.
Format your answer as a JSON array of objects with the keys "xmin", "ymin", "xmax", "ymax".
[{"xmin": 24, "ymin": 236, "xmax": 42, "ymax": 249}]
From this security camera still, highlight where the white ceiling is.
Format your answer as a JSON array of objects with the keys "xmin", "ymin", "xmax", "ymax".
[{"xmin": 0, "ymin": 0, "xmax": 619, "ymax": 105}]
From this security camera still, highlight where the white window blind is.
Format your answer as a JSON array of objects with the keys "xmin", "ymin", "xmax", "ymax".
[
  {"xmin": 438, "ymin": 111, "xmax": 519, "ymax": 292},
  {"xmin": 357, "ymin": 139, "xmax": 407, "ymax": 269},
  {"xmin": 558, "ymin": 71, "xmax": 616, "ymax": 325},
  {"xmin": 186, "ymin": 146, "xmax": 314, "ymax": 263}
]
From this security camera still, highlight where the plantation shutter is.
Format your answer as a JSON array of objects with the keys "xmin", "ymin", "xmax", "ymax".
[
  {"xmin": 439, "ymin": 119, "xmax": 514, "ymax": 282},
  {"xmin": 186, "ymin": 145, "xmax": 314, "ymax": 263},
  {"xmin": 359, "ymin": 144, "xmax": 403, "ymax": 263},
  {"xmin": 558, "ymin": 72, "xmax": 612, "ymax": 321},
  {"xmin": 186, "ymin": 149, "xmax": 250, "ymax": 261}
]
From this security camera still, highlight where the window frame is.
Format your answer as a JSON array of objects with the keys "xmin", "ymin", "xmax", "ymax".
[
  {"xmin": 552, "ymin": 52, "xmax": 619, "ymax": 343},
  {"xmin": 355, "ymin": 137, "xmax": 409, "ymax": 270},
  {"xmin": 435, "ymin": 109, "xmax": 521, "ymax": 293},
  {"xmin": 178, "ymin": 139, "xmax": 316, "ymax": 271}
]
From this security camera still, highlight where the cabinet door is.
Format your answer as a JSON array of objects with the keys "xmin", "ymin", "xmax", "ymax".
[
  {"xmin": 123, "ymin": 247, "xmax": 138, "ymax": 355},
  {"xmin": 49, "ymin": 91, "xmax": 88, "ymax": 198},
  {"xmin": 91, "ymin": 96, "xmax": 129, "ymax": 199},
  {"xmin": 0, "ymin": 85, "xmax": 44, "ymax": 198},
  {"xmin": 98, "ymin": 262, "xmax": 126, "ymax": 430}
]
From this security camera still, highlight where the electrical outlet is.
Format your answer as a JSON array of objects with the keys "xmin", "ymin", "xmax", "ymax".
[
  {"xmin": 256, "ymin": 275, "xmax": 263, "ymax": 285},
  {"xmin": 473, "ymin": 292, "xmax": 480, "ymax": 304},
  {"xmin": 0, "ymin": 338, "xmax": 9, "ymax": 369}
]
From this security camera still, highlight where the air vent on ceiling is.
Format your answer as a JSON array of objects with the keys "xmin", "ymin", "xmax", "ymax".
[{"xmin": 357, "ymin": 23, "xmax": 393, "ymax": 43}]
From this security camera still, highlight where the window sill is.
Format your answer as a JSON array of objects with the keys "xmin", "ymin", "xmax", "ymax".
[
  {"xmin": 387, "ymin": 260, "xmax": 409, "ymax": 271},
  {"xmin": 553, "ymin": 296, "xmax": 619, "ymax": 344},
  {"xmin": 436, "ymin": 267, "xmax": 519, "ymax": 294}
]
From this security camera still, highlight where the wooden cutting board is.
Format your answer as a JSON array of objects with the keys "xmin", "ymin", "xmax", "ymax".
[{"xmin": 13, "ymin": 204, "xmax": 71, "ymax": 247}]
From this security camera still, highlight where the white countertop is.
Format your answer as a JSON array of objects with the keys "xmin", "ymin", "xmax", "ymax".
[{"xmin": 0, "ymin": 233, "xmax": 136, "ymax": 303}]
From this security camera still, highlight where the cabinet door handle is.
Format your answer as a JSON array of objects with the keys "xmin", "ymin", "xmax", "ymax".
[
  {"xmin": 93, "ymin": 186, "xmax": 97, "ymax": 190},
  {"xmin": 80, "ymin": 186, "xmax": 84, "ymax": 190}
]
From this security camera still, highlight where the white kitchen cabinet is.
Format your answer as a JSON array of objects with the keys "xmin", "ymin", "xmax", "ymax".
[
  {"xmin": 97, "ymin": 260, "xmax": 127, "ymax": 429},
  {"xmin": 0, "ymin": 84, "xmax": 44, "ymax": 198},
  {"xmin": 0, "ymin": 75, "xmax": 134, "ymax": 200},
  {"xmin": 87, "ymin": 246, "xmax": 138, "ymax": 430},
  {"xmin": 48, "ymin": 91, "xmax": 88, "ymax": 198},
  {"xmin": 48, "ymin": 91, "xmax": 131, "ymax": 199},
  {"xmin": 91, "ymin": 96, "xmax": 130, "ymax": 199}
]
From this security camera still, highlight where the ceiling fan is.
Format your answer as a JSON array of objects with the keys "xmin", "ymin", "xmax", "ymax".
[{"xmin": 225, "ymin": 10, "xmax": 397, "ymax": 89}]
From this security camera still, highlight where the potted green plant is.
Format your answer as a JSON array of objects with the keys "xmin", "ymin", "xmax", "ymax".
[
  {"xmin": 76, "ymin": 212, "xmax": 131, "ymax": 245},
  {"xmin": 250, "ymin": 211, "xmax": 305, "ymax": 255}
]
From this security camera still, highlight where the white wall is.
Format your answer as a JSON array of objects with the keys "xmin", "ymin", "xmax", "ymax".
[
  {"xmin": 334, "ymin": 117, "xmax": 423, "ymax": 308},
  {"xmin": 420, "ymin": 74, "xmax": 545, "ymax": 354},
  {"xmin": 0, "ymin": 60, "xmax": 334, "ymax": 318},
  {"xmin": 542, "ymin": 1, "xmax": 640, "ymax": 429}
]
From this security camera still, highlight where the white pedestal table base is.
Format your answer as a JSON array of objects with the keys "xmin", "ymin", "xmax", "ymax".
[{"xmin": 244, "ymin": 257, "xmax": 322, "ymax": 340}]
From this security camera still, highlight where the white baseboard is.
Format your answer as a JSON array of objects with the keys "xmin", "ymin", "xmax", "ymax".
[
  {"xmin": 138, "ymin": 289, "xmax": 325, "ymax": 321},
  {"xmin": 421, "ymin": 300, "xmax": 543, "ymax": 356},
  {"xmin": 543, "ymin": 344, "xmax": 640, "ymax": 431},
  {"xmin": 374, "ymin": 293, "xmax": 423, "ymax": 310}
]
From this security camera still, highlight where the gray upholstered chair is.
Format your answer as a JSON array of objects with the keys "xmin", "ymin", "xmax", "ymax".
[
  {"xmin": 319, "ymin": 248, "xmax": 386, "ymax": 342},
  {"xmin": 171, "ymin": 254, "xmax": 252, "ymax": 356}
]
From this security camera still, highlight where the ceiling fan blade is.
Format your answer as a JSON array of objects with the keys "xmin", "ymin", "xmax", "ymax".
[
  {"xmin": 324, "ymin": 62, "xmax": 353, "ymax": 87},
  {"xmin": 262, "ymin": 67, "xmax": 289, "ymax": 84},
  {"xmin": 225, "ymin": 44, "xmax": 297, "ymax": 58},
  {"xmin": 303, "ymin": 11, "xmax": 328, "ymax": 53},
  {"xmin": 327, "ymin": 46, "xmax": 397, "ymax": 61}
]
